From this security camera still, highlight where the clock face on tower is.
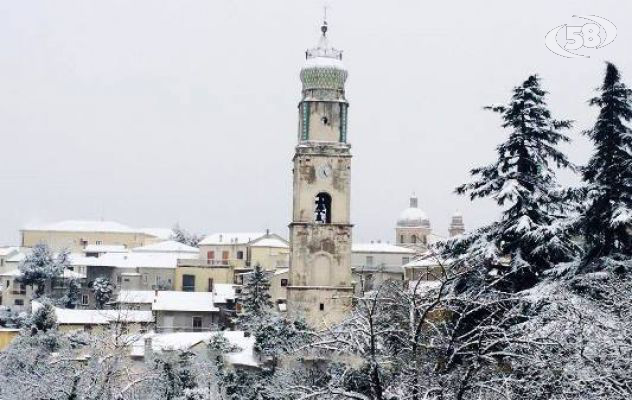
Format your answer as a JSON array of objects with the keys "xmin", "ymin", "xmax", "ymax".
[{"xmin": 317, "ymin": 164, "xmax": 333, "ymax": 180}]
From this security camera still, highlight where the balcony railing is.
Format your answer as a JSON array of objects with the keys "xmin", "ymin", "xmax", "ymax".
[
  {"xmin": 177, "ymin": 258, "xmax": 247, "ymax": 268},
  {"xmin": 155, "ymin": 325, "xmax": 219, "ymax": 333}
]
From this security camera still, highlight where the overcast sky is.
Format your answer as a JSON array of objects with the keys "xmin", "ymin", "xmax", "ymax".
[{"xmin": 1, "ymin": 0, "xmax": 630, "ymax": 245}]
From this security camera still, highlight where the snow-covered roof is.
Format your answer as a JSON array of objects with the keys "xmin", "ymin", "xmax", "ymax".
[
  {"xmin": 213, "ymin": 284, "xmax": 237, "ymax": 303},
  {"xmin": 139, "ymin": 228, "xmax": 174, "ymax": 240},
  {"xmin": 0, "ymin": 247, "xmax": 19, "ymax": 257},
  {"xmin": 99, "ymin": 309, "xmax": 154, "ymax": 323},
  {"xmin": 54, "ymin": 308, "xmax": 153, "ymax": 325},
  {"xmin": 352, "ymin": 243, "xmax": 416, "ymax": 254},
  {"xmin": 249, "ymin": 236, "xmax": 289, "ymax": 249},
  {"xmin": 5, "ymin": 252, "xmax": 26, "ymax": 263},
  {"xmin": 152, "ymin": 291, "xmax": 218, "ymax": 312},
  {"xmin": 132, "ymin": 240, "xmax": 199, "ymax": 254},
  {"xmin": 274, "ymin": 268, "xmax": 289, "ymax": 276},
  {"xmin": 199, "ymin": 232, "xmax": 265, "ymax": 246},
  {"xmin": 71, "ymin": 251, "xmax": 197, "ymax": 269},
  {"xmin": 84, "ymin": 244, "xmax": 127, "ymax": 253},
  {"xmin": 23, "ymin": 220, "xmax": 138, "ymax": 234},
  {"xmin": 402, "ymin": 253, "xmax": 449, "ymax": 269},
  {"xmin": 130, "ymin": 331, "xmax": 257, "ymax": 367},
  {"xmin": 0, "ymin": 268, "xmax": 85, "ymax": 279},
  {"xmin": 117, "ymin": 290, "xmax": 156, "ymax": 304}
]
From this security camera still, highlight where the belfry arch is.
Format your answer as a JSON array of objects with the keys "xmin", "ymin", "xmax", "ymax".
[{"xmin": 314, "ymin": 192, "xmax": 332, "ymax": 224}]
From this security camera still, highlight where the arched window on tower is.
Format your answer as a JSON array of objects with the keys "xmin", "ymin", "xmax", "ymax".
[{"xmin": 314, "ymin": 192, "xmax": 332, "ymax": 224}]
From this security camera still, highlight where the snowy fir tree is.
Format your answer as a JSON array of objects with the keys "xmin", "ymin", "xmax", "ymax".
[
  {"xmin": 29, "ymin": 300, "xmax": 57, "ymax": 334},
  {"xmin": 18, "ymin": 242, "xmax": 69, "ymax": 298},
  {"xmin": 579, "ymin": 62, "xmax": 632, "ymax": 270},
  {"xmin": 59, "ymin": 277, "xmax": 82, "ymax": 309},
  {"xmin": 171, "ymin": 223, "xmax": 203, "ymax": 247},
  {"xmin": 238, "ymin": 264, "xmax": 273, "ymax": 329},
  {"xmin": 449, "ymin": 74, "xmax": 579, "ymax": 292},
  {"xmin": 151, "ymin": 351, "xmax": 197, "ymax": 400},
  {"xmin": 91, "ymin": 277, "xmax": 113, "ymax": 309}
]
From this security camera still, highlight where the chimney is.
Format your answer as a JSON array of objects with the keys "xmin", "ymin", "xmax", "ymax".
[
  {"xmin": 266, "ymin": 228, "xmax": 270, "ymax": 236},
  {"xmin": 219, "ymin": 234, "xmax": 223, "ymax": 243}
]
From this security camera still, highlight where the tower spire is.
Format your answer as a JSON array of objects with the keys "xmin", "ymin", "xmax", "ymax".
[{"xmin": 322, "ymin": 5, "xmax": 328, "ymax": 35}]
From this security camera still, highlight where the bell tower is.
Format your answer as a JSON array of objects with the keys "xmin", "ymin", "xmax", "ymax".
[{"xmin": 287, "ymin": 20, "xmax": 353, "ymax": 327}]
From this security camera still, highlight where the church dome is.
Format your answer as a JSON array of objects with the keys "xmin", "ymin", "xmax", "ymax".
[
  {"xmin": 300, "ymin": 22, "xmax": 348, "ymax": 91},
  {"xmin": 397, "ymin": 196, "xmax": 431, "ymax": 228}
]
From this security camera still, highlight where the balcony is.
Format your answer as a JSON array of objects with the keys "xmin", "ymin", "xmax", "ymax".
[{"xmin": 177, "ymin": 258, "xmax": 247, "ymax": 269}]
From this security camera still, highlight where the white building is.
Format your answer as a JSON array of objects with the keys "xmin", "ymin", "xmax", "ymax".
[{"xmin": 351, "ymin": 243, "xmax": 416, "ymax": 295}]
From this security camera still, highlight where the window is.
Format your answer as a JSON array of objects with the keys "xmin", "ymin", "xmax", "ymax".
[
  {"xmin": 182, "ymin": 275, "xmax": 196, "ymax": 292},
  {"xmin": 222, "ymin": 251, "xmax": 229, "ymax": 260},
  {"xmin": 319, "ymin": 303, "xmax": 325, "ymax": 311},
  {"xmin": 96, "ymin": 240, "xmax": 103, "ymax": 245},
  {"xmin": 117, "ymin": 275, "xmax": 122, "ymax": 284},
  {"xmin": 400, "ymin": 234, "xmax": 404, "ymax": 243},
  {"xmin": 314, "ymin": 192, "xmax": 332, "ymax": 223},
  {"xmin": 0, "ymin": 259, "xmax": 3, "ymax": 267},
  {"xmin": 402, "ymin": 257, "xmax": 410, "ymax": 264},
  {"xmin": 280, "ymin": 279, "xmax": 288, "ymax": 287},
  {"xmin": 14, "ymin": 299, "xmax": 24, "ymax": 306},
  {"xmin": 82, "ymin": 294, "xmax": 89, "ymax": 306},
  {"xmin": 366, "ymin": 256, "xmax": 374, "ymax": 267},
  {"xmin": 207, "ymin": 251, "xmax": 215, "ymax": 260},
  {"xmin": 411, "ymin": 235, "xmax": 417, "ymax": 244},
  {"xmin": 5, "ymin": 280, "xmax": 9, "ymax": 288},
  {"xmin": 236, "ymin": 250, "xmax": 244, "ymax": 260},
  {"xmin": 192, "ymin": 317, "xmax": 203, "ymax": 329},
  {"xmin": 143, "ymin": 274, "xmax": 148, "ymax": 284},
  {"xmin": 207, "ymin": 278, "xmax": 214, "ymax": 292}
]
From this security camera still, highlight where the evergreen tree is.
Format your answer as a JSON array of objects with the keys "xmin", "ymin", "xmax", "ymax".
[
  {"xmin": 60, "ymin": 278, "xmax": 82, "ymax": 309},
  {"xmin": 152, "ymin": 351, "xmax": 197, "ymax": 400},
  {"xmin": 29, "ymin": 301, "xmax": 57, "ymax": 334},
  {"xmin": 18, "ymin": 243, "xmax": 69, "ymax": 298},
  {"xmin": 581, "ymin": 62, "xmax": 632, "ymax": 268},
  {"xmin": 238, "ymin": 264, "xmax": 272, "ymax": 328},
  {"xmin": 91, "ymin": 277, "xmax": 113, "ymax": 309},
  {"xmin": 450, "ymin": 74, "xmax": 579, "ymax": 291},
  {"xmin": 171, "ymin": 223, "xmax": 203, "ymax": 247}
]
